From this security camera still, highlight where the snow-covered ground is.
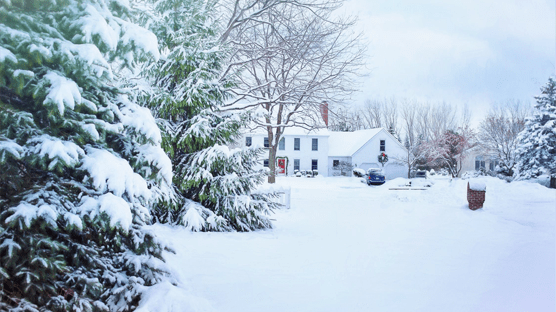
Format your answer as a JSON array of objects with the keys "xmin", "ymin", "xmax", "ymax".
[{"xmin": 149, "ymin": 176, "xmax": 555, "ymax": 312}]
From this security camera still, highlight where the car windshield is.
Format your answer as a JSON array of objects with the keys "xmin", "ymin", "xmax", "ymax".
[
  {"xmin": 416, "ymin": 172, "xmax": 426, "ymax": 177},
  {"xmin": 368, "ymin": 169, "xmax": 382, "ymax": 174}
]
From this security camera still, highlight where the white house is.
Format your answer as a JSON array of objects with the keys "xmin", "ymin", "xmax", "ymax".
[
  {"xmin": 241, "ymin": 127, "xmax": 330, "ymax": 176},
  {"xmin": 459, "ymin": 146, "xmax": 500, "ymax": 177},
  {"xmin": 240, "ymin": 127, "xmax": 408, "ymax": 179},
  {"xmin": 328, "ymin": 128, "xmax": 408, "ymax": 179}
]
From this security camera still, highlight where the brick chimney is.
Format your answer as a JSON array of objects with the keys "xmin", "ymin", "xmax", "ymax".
[{"xmin": 320, "ymin": 102, "xmax": 329, "ymax": 127}]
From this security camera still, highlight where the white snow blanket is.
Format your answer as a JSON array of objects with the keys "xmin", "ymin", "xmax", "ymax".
[{"xmin": 146, "ymin": 176, "xmax": 555, "ymax": 312}]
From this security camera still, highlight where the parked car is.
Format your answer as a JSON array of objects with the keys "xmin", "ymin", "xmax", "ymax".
[
  {"xmin": 414, "ymin": 170, "xmax": 427, "ymax": 179},
  {"xmin": 366, "ymin": 168, "xmax": 385, "ymax": 185}
]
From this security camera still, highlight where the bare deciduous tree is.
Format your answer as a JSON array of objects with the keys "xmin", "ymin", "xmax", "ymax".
[
  {"xmin": 394, "ymin": 99, "xmax": 424, "ymax": 177},
  {"xmin": 421, "ymin": 126, "xmax": 476, "ymax": 178},
  {"xmin": 223, "ymin": 2, "xmax": 365, "ymax": 183},
  {"xmin": 217, "ymin": 0, "xmax": 342, "ymax": 43},
  {"xmin": 479, "ymin": 100, "xmax": 530, "ymax": 176}
]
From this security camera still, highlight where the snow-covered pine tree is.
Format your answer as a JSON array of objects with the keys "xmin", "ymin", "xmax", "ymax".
[
  {"xmin": 0, "ymin": 1, "xmax": 173, "ymax": 310},
  {"xmin": 142, "ymin": 0, "xmax": 278, "ymax": 231},
  {"xmin": 515, "ymin": 77, "xmax": 556, "ymax": 186}
]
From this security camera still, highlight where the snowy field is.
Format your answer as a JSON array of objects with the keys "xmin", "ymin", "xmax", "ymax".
[{"xmin": 149, "ymin": 176, "xmax": 555, "ymax": 312}]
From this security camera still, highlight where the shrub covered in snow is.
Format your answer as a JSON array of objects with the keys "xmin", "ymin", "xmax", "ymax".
[
  {"xmin": 0, "ymin": 1, "xmax": 173, "ymax": 310},
  {"xmin": 334, "ymin": 160, "xmax": 354, "ymax": 176},
  {"xmin": 353, "ymin": 168, "xmax": 365, "ymax": 177}
]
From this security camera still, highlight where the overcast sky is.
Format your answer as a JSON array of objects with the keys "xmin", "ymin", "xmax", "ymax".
[{"xmin": 340, "ymin": 0, "xmax": 555, "ymax": 123}]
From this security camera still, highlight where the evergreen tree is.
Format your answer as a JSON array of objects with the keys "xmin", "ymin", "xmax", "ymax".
[
  {"xmin": 515, "ymin": 78, "xmax": 556, "ymax": 184},
  {"xmin": 0, "ymin": 1, "xmax": 173, "ymax": 310},
  {"xmin": 142, "ymin": 0, "xmax": 278, "ymax": 231}
]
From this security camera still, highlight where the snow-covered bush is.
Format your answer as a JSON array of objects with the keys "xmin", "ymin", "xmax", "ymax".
[
  {"xmin": 0, "ymin": 1, "xmax": 173, "ymax": 310},
  {"xmin": 334, "ymin": 161, "xmax": 354, "ymax": 176},
  {"xmin": 353, "ymin": 168, "xmax": 365, "ymax": 177},
  {"xmin": 142, "ymin": 0, "xmax": 279, "ymax": 231}
]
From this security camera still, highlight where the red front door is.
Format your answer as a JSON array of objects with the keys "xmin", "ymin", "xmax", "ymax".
[{"xmin": 277, "ymin": 159, "xmax": 286, "ymax": 174}]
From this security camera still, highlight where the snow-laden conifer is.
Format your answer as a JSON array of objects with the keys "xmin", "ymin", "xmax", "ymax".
[
  {"xmin": 515, "ymin": 78, "xmax": 556, "ymax": 182},
  {"xmin": 142, "ymin": 0, "xmax": 278, "ymax": 231},
  {"xmin": 0, "ymin": 1, "xmax": 173, "ymax": 310}
]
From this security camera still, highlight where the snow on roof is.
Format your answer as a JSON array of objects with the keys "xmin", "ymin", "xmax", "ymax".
[
  {"xmin": 328, "ymin": 128, "xmax": 383, "ymax": 157},
  {"xmin": 245, "ymin": 127, "xmax": 330, "ymax": 136}
]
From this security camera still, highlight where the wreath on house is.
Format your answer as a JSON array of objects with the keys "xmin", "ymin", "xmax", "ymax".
[{"xmin": 378, "ymin": 153, "xmax": 388, "ymax": 167}]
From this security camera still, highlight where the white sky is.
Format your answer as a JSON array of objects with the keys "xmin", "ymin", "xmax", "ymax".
[{"xmin": 340, "ymin": 0, "xmax": 556, "ymax": 123}]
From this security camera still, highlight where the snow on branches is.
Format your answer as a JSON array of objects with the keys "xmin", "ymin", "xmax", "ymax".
[
  {"xmin": 0, "ymin": 0, "xmax": 172, "ymax": 310},
  {"xmin": 515, "ymin": 77, "xmax": 556, "ymax": 181},
  {"xmin": 420, "ymin": 126, "xmax": 475, "ymax": 178}
]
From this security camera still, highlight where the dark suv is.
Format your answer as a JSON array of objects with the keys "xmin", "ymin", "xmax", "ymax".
[{"xmin": 367, "ymin": 168, "xmax": 385, "ymax": 185}]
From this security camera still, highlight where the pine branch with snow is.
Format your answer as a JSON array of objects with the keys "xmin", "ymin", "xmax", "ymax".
[
  {"xmin": 141, "ymin": 0, "xmax": 278, "ymax": 231},
  {"xmin": 515, "ymin": 77, "xmax": 556, "ymax": 180},
  {"xmin": 0, "ymin": 0, "xmax": 173, "ymax": 310}
]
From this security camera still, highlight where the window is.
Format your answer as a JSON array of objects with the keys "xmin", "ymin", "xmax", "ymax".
[
  {"xmin": 312, "ymin": 138, "xmax": 318, "ymax": 151},
  {"xmin": 264, "ymin": 137, "xmax": 269, "ymax": 148},
  {"xmin": 333, "ymin": 160, "xmax": 339, "ymax": 168},
  {"xmin": 380, "ymin": 140, "xmax": 385, "ymax": 152},
  {"xmin": 475, "ymin": 156, "xmax": 485, "ymax": 171},
  {"xmin": 312, "ymin": 159, "xmax": 318, "ymax": 171},
  {"xmin": 294, "ymin": 138, "xmax": 300, "ymax": 151},
  {"xmin": 489, "ymin": 160, "xmax": 499, "ymax": 171},
  {"xmin": 294, "ymin": 159, "xmax": 300, "ymax": 171},
  {"xmin": 263, "ymin": 159, "xmax": 269, "ymax": 167},
  {"xmin": 245, "ymin": 137, "xmax": 252, "ymax": 147},
  {"xmin": 279, "ymin": 137, "xmax": 285, "ymax": 150}
]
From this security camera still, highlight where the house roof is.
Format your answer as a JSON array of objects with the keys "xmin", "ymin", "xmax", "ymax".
[
  {"xmin": 246, "ymin": 127, "xmax": 330, "ymax": 137},
  {"xmin": 328, "ymin": 128, "xmax": 383, "ymax": 157}
]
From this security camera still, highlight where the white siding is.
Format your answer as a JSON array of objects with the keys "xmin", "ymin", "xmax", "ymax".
[
  {"xmin": 384, "ymin": 163, "xmax": 408, "ymax": 180},
  {"xmin": 242, "ymin": 133, "xmax": 330, "ymax": 176},
  {"xmin": 240, "ymin": 128, "xmax": 408, "ymax": 179},
  {"xmin": 351, "ymin": 129, "xmax": 408, "ymax": 180},
  {"xmin": 328, "ymin": 156, "xmax": 352, "ymax": 176}
]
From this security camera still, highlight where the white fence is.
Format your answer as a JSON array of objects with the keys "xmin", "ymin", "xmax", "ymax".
[
  {"xmin": 255, "ymin": 185, "xmax": 291, "ymax": 209},
  {"xmin": 275, "ymin": 187, "xmax": 291, "ymax": 209}
]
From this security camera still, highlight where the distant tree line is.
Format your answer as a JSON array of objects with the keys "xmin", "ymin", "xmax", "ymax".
[{"xmin": 327, "ymin": 97, "xmax": 535, "ymax": 179}]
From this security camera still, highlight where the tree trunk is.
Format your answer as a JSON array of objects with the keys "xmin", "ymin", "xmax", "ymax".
[
  {"xmin": 268, "ymin": 145, "xmax": 277, "ymax": 184},
  {"xmin": 550, "ymin": 176, "xmax": 556, "ymax": 189},
  {"xmin": 407, "ymin": 151, "xmax": 411, "ymax": 178}
]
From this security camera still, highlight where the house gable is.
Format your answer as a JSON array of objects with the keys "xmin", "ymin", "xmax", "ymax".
[{"xmin": 351, "ymin": 128, "xmax": 406, "ymax": 157}]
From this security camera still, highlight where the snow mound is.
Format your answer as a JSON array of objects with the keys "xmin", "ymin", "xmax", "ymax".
[
  {"xmin": 468, "ymin": 179, "xmax": 486, "ymax": 191},
  {"xmin": 137, "ymin": 281, "xmax": 215, "ymax": 312}
]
